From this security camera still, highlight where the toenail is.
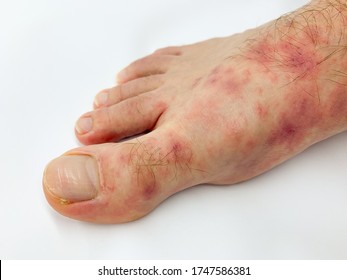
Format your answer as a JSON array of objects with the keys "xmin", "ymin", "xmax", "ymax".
[
  {"xmin": 117, "ymin": 70, "xmax": 127, "ymax": 82},
  {"xmin": 76, "ymin": 117, "xmax": 93, "ymax": 134},
  {"xmin": 44, "ymin": 155, "xmax": 99, "ymax": 202},
  {"xmin": 94, "ymin": 91, "xmax": 108, "ymax": 107}
]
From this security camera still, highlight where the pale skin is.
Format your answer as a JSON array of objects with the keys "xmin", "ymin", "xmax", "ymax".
[{"xmin": 43, "ymin": 0, "xmax": 347, "ymax": 223}]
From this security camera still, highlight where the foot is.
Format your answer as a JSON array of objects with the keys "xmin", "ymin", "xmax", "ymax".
[{"xmin": 43, "ymin": 0, "xmax": 347, "ymax": 223}]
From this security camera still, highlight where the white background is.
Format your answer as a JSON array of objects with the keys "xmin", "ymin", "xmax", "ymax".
[
  {"xmin": 1, "ymin": 0, "xmax": 347, "ymax": 259},
  {"xmin": 3, "ymin": 260, "xmax": 347, "ymax": 280}
]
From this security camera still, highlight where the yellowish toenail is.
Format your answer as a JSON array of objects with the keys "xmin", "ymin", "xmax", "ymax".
[
  {"xmin": 44, "ymin": 155, "xmax": 99, "ymax": 202},
  {"xmin": 94, "ymin": 91, "xmax": 108, "ymax": 107},
  {"xmin": 76, "ymin": 117, "xmax": 93, "ymax": 134}
]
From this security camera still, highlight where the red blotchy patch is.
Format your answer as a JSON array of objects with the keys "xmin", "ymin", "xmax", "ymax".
[
  {"xmin": 168, "ymin": 137, "xmax": 193, "ymax": 166},
  {"xmin": 245, "ymin": 138, "xmax": 256, "ymax": 151},
  {"xmin": 247, "ymin": 35, "xmax": 320, "ymax": 83},
  {"xmin": 280, "ymin": 42, "xmax": 318, "ymax": 79},
  {"xmin": 223, "ymin": 78, "xmax": 242, "ymax": 93},
  {"xmin": 142, "ymin": 183, "xmax": 157, "ymax": 200},
  {"xmin": 322, "ymin": 85, "xmax": 347, "ymax": 133},
  {"xmin": 206, "ymin": 66, "xmax": 221, "ymax": 86},
  {"xmin": 206, "ymin": 66, "xmax": 250, "ymax": 97},
  {"xmin": 172, "ymin": 141, "xmax": 183, "ymax": 154},
  {"xmin": 327, "ymin": 86, "xmax": 347, "ymax": 120},
  {"xmin": 267, "ymin": 95, "xmax": 321, "ymax": 148},
  {"xmin": 223, "ymin": 69, "xmax": 250, "ymax": 94},
  {"xmin": 254, "ymin": 102, "xmax": 268, "ymax": 119}
]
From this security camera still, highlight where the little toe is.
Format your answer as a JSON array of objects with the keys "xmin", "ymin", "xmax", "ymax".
[
  {"xmin": 76, "ymin": 92, "xmax": 167, "ymax": 145},
  {"xmin": 117, "ymin": 54, "xmax": 174, "ymax": 84},
  {"xmin": 94, "ymin": 75, "xmax": 164, "ymax": 109}
]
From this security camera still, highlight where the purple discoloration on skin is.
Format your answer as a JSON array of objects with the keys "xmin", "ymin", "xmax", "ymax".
[
  {"xmin": 267, "ymin": 95, "xmax": 321, "ymax": 148},
  {"xmin": 142, "ymin": 183, "xmax": 157, "ymax": 200},
  {"xmin": 250, "ymin": 39, "xmax": 319, "ymax": 79}
]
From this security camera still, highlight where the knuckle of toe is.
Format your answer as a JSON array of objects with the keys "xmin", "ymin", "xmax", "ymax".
[{"xmin": 127, "ymin": 133, "xmax": 195, "ymax": 200}]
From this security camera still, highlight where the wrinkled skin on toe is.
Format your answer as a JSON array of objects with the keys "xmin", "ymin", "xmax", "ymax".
[{"xmin": 44, "ymin": 0, "xmax": 347, "ymax": 223}]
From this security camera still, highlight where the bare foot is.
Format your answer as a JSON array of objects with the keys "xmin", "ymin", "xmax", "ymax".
[{"xmin": 43, "ymin": 0, "xmax": 347, "ymax": 223}]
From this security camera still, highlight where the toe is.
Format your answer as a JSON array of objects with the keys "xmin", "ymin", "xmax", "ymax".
[
  {"xmin": 43, "ymin": 129, "xmax": 204, "ymax": 223},
  {"xmin": 76, "ymin": 92, "xmax": 167, "ymax": 145},
  {"xmin": 94, "ymin": 75, "xmax": 164, "ymax": 109},
  {"xmin": 117, "ymin": 54, "xmax": 174, "ymax": 84}
]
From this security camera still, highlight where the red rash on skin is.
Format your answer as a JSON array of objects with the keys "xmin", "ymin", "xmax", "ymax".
[
  {"xmin": 267, "ymin": 95, "xmax": 322, "ymax": 148},
  {"xmin": 327, "ymin": 86, "xmax": 347, "ymax": 119},
  {"xmin": 245, "ymin": 139, "xmax": 256, "ymax": 151},
  {"xmin": 141, "ymin": 183, "xmax": 157, "ymax": 200},
  {"xmin": 171, "ymin": 141, "xmax": 183, "ymax": 156},
  {"xmin": 130, "ymin": 152, "xmax": 159, "ymax": 200},
  {"xmin": 254, "ymin": 102, "xmax": 268, "ymax": 119},
  {"xmin": 251, "ymin": 40, "xmax": 318, "ymax": 80},
  {"xmin": 222, "ymin": 69, "xmax": 251, "ymax": 94},
  {"xmin": 324, "ymin": 85, "xmax": 347, "ymax": 133},
  {"xmin": 206, "ymin": 66, "xmax": 250, "ymax": 97},
  {"xmin": 244, "ymin": 24, "xmax": 329, "ymax": 148},
  {"xmin": 246, "ymin": 23, "xmax": 324, "ymax": 87},
  {"xmin": 246, "ymin": 23, "xmax": 347, "ymax": 149},
  {"xmin": 127, "ymin": 134, "xmax": 194, "ymax": 201}
]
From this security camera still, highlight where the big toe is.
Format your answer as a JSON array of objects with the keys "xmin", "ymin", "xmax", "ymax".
[{"xmin": 43, "ymin": 130, "xmax": 206, "ymax": 223}]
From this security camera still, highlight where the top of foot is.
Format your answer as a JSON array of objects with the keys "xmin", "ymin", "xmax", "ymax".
[{"xmin": 44, "ymin": 0, "xmax": 347, "ymax": 223}]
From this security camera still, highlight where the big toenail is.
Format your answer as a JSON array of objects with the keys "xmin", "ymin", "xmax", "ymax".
[
  {"xmin": 44, "ymin": 155, "xmax": 99, "ymax": 202},
  {"xmin": 94, "ymin": 92, "xmax": 108, "ymax": 107},
  {"xmin": 76, "ymin": 117, "xmax": 93, "ymax": 134}
]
